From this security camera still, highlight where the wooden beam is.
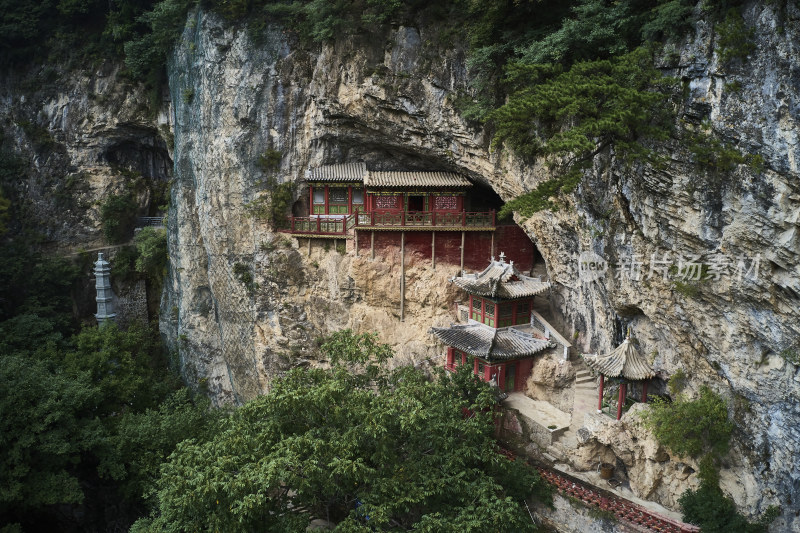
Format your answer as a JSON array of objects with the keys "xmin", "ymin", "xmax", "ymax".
[
  {"xmin": 460, "ymin": 231, "xmax": 465, "ymax": 275},
  {"xmin": 431, "ymin": 231, "xmax": 436, "ymax": 269},
  {"xmin": 598, "ymin": 374, "xmax": 604, "ymax": 413},
  {"xmin": 400, "ymin": 231, "xmax": 405, "ymax": 322},
  {"xmin": 490, "ymin": 231, "xmax": 494, "ymax": 260},
  {"xmin": 307, "ymin": 237, "xmax": 311, "ymax": 257},
  {"xmin": 354, "ymin": 230, "xmax": 359, "ymax": 257},
  {"xmin": 370, "ymin": 231, "xmax": 375, "ymax": 260}
]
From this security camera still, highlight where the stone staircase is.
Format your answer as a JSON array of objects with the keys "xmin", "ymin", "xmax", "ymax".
[{"xmin": 550, "ymin": 365, "xmax": 598, "ymax": 457}]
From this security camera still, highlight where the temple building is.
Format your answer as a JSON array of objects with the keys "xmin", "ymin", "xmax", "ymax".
[
  {"xmin": 430, "ymin": 254, "xmax": 567, "ymax": 393},
  {"xmin": 286, "ymin": 162, "xmax": 540, "ymax": 269},
  {"xmin": 583, "ymin": 331, "xmax": 655, "ymax": 420}
]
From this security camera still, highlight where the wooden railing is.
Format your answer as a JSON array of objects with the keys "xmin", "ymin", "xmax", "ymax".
[
  {"xmin": 496, "ymin": 446, "xmax": 700, "ymax": 533},
  {"xmin": 283, "ymin": 210, "xmax": 496, "ymax": 236},
  {"xmin": 358, "ymin": 210, "xmax": 496, "ymax": 229}
]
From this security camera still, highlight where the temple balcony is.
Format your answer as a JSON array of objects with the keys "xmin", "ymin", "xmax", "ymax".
[{"xmin": 282, "ymin": 210, "xmax": 496, "ymax": 237}]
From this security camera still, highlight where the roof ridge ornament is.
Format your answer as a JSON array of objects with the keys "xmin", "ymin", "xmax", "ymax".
[{"xmin": 499, "ymin": 251, "xmax": 506, "ymax": 263}]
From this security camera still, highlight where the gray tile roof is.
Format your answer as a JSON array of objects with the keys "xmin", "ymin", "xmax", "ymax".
[
  {"xmin": 430, "ymin": 323, "xmax": 553, "ymax": 361},
  {"xmin": 582, "ymin": 337, "xmax": 655, "ymax": 380},
  {"xmin": 364, "ymin": 171, "xmax": 471, "ymax": 188},
  {"xmin": 308, "ymin": 163, "xmax": 367, "ymax": 182},
  {"xmin": 452, "ymin": 258, "xmax": 550, "ymax": 299}
]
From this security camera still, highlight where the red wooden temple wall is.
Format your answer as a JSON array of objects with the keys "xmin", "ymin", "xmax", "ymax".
[{"xmin": 356, "ymin": 224, "xmax": 537, "ymax": 272}]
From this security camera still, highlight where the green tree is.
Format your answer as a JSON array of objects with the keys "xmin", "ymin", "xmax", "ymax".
[
  {"xmin": 134, "ymin": 226, "xmax": 168, "ymax": 281},
  {"xmin": 0, "ymin": 356, "xmax": 100, "ymax": 515},
  {"xmin": 491, "ymin": 47, "xmax": 674, "ymax": 218},
  {"xmin": 61, "ymin": 321, "xmax": 175, "ymax": 416},
  {"xmin": 137, "ymin": 331, "xmax": 550, "ymax": 531},
  {"xmin": 100, "ymin": 192, "xmax": 138, "ymax": 244}
]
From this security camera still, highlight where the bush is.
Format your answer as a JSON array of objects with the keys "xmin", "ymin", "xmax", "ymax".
[
  {"xmin": 100, "ymin": 193, "xmax": 137, "ymax": 244},
  {"xmin": 134, "ymin": 227, "xmax": 168, "ymax": 283},
  {"xmin": 716, "ymin": 8, "xmax": 755, "ymax": 63},
  {"xmin": 641, "ymin": 385, "xmax": 733, "ymax": 460}
]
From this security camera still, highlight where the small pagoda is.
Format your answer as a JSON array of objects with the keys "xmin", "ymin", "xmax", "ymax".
[
  {"xmin": 431, "ymin": 253, "xmax": 553, "ymax": 393},
  {"xmin": 583, "ymin": 330, "xmax": 655, "ymax": 420}
]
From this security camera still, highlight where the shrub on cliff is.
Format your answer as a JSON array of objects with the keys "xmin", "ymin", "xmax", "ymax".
[
  {"xmin": 134, "ymin": 226, "xmax": 168, "ymax": 283},
  {"xmin": 641, "ymin": 385, "xmax": 733, "ymax": 460}
]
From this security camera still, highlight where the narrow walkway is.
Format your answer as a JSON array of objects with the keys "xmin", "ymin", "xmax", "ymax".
[{"xmin": 498, "ymin": 446, "xmax": 699, "ymax": 533}]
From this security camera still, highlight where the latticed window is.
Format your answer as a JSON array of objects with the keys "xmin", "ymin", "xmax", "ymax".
[
  {"xmin": 498, "ymin": 303, "xmax": 513, "ymax": 328},
  {"xmin": 434, "ymin": 195, "xmax": 458, "ymax": 210},
  {"xmin": 375, "ymin": 195, "xmax": 399, "ymax": 209},
  {"xmin": 515, "ymin": 301, "xmax": 530, "ymax": 325},
  {"xmin": 312, "ymin": 189, "xmax": 325, "ymax": 214},
  {"xmin": 483, "ymin": 301, "xmax": 495, "ymax": 327},
  {"xmin": 328, "ymin": 188, "xmax": 348, "ymax": 214}
]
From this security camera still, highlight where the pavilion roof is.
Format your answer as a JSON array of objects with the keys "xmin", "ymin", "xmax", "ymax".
[
  {"xmin": 583, "ymin": 337, "xmax": 655, "ymax": 381},
  {"xmin": 451, "ymin": 256, "xmax": 550, "ymax": 299},
  {"xmin": 430, "ymin": 323, "xmax": 553, "ymax": 362},
  {"xmin": 364, "ymin": 171, "xmax": 471, "ymax": 188},
  {"xmin": 308, "ymin": 163, "xmax": 367, "ymax": 182}
]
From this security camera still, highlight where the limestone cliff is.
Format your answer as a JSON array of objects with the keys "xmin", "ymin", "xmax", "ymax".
[{"xmin": 159, "ymin": 4, "xmax": 799, "ymax": 528}]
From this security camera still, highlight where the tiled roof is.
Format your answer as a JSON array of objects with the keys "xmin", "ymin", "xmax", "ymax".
[
  {"xmin": 308, "ymin": 163, "xmax": 367, "ymax": 182},
  {"xmin": 452, "ymin": 258, "xmax": 550, "ymax": 299},
  {"xmin": 364, "ymin": 171, "xmax": 471, "ymax": 188},
  {"xmin": 430, "ymin": 323, "xmax": 553, "ymax": 361},
  {"xmin": 582, "ymin": 337, "xmax": 655, "ymax": 381}
]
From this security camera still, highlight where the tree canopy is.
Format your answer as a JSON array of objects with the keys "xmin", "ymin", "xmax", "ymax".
[{"xmin": 135, "ymin": 330, "xmax": 550, "ymax": 532}]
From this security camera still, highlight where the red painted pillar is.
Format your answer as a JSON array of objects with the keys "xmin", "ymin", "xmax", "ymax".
[
  {"xmin": 598, "ymin": 374, "xmax": 605, "ymax": 412},
  {"xmin": 617, "ymin": 383, "xmax": 624, "ymax": 420},
  {"xmin": 309, "ymin": 185, "xmax": 314, "ymax": 215},
  {"xmin": 324, "ymin": 186, "xmax": 329, "ymax": 215},
  {"xmin": 473, "ymin": 357, "xmax": 479, "ymax": 377},
  {"xmin": 446, "ymin": 347, "xmax": 454, "ymax": 370},
  {"xmin": 348, "ymin": 186, "xmax": 352, "ymax": 214},
  {"xmin": 642, "ymin": 381, "xmax": 648, "ymax": 403}
]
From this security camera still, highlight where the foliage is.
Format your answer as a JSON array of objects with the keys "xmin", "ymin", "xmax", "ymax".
[
  {"xmin": 679, "ymin": 459, "xmax": 779, "ymax": 533},
  {"xmin": 491, "ymin": 47, "xmax": 673, "ymax": 163},
  {"xmin": 180, "ymin": 87, "xmax": 193, "ymax": 103},
  {"xmin": 138, "ymin": 331, "xmax": 550, "ymax": 531},
  {"xmin": 123, "ymin": 0, "xmax": 192, "ymax": 80},
  {"xmin": 100, "ymin": 192, "xmax": 138, "ymax": 244},
  {"xmin": 492, "ymin": 47, "xmax": 673, "ymax": 218},
  {"xmin": 59, "ymin": 322, "xmax": 177, "ymax": 416},
  {"xmin": 246, "ymin": 177, "xmax": 295, "ymax": 229},
  {"xmin": 686, "ymin": 125, "xmax": 764, "ymax": 175},
  {"xmin": 641, "ymin": 386, "xmax": 733, "ymax": 460},
  {"xmin": 779, "ymin": 346, "xmax": 800, "ymax": 366},
  {"xmin": 112, "ymin": 244, "xmax": 140, "ymax": 283},
  {"xmin": 233, "ymin": 261, "xmax": 258, "ymax": 295},
  {"xmin": 0, "ymin": 355, "xmax": 99, "ymax": 514},
  {"xmin": 135, "ymin": 226, "xmax": 168, "ymax": 283},
  {"xmin": 0, "ymin": 313, "xmax": 202, "ymax": 530},
  {"xmin": 0, "ymin": 243, "xmax": 80, "ymax": 333},
  {"xmin": 667, "ymin": 368, "xmax": 687, "ymax": 395},
  {"xmin": 716, "ymin": 8, "xmax": 755, "ymax": 64},
  {"xmin": 98, "ymin": 388, "xmax": 216, "ymax": 502},
  {"xmin": 257, "ymin": 148, "xmax": 282, "ymax": 174}
]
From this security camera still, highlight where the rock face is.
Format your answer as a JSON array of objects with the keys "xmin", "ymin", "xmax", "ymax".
[
  {"xmin": 160, "ymin": 4, "xmax": 800, "ymax": 526},
  {"xmin": 0, "ymin": 62, "xmax": 172, "ymax": 251},
  {"xmin": 1, "ymin": 1, "xmax": 797, "ymax": 528}
]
